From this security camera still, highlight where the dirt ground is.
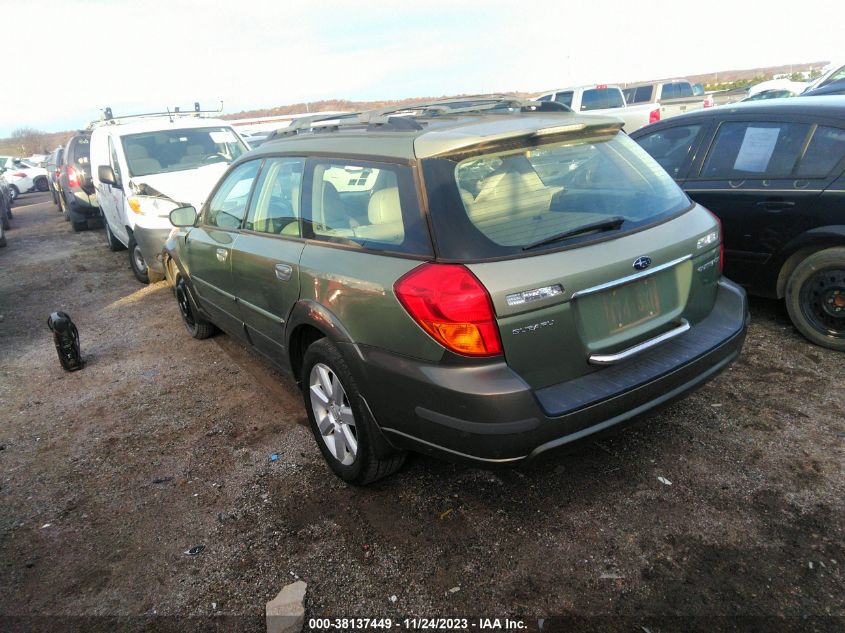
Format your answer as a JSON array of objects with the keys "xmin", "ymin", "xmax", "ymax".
[{"xmin": 0, "ymin": 194, "xmax": 843, "ymax": 633}]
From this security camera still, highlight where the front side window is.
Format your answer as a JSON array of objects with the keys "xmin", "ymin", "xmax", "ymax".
[
  {"xmin": 204, "ymin": 160, "xmax": 260, "ymax": 230},
  {"xmin": 635, "ymin": 124, "xmax": 702, "ymax": 178},
  {"xmin": 423, "ymin": 131, "xmax": 691, "ymax": 260},
  {"xmin": 304, "ymin": 160, "xmax": 431, "ymax": 255},
  {"xmin": 108, "ymin": 137, "xmax": 122, "ymax": 182},
  {"xmin": 701, "ymin": 121, "xmax": 812, "ymax": 179},
  {"xmin": 121, "ymin": 127, "xmax": 247, "ymax": 177},
  {"xmin": 245, "ymin": 158, "xmax": 304, "ymax": 236},
  {"xmin": 580, "ymin": 88, "xmax": 624, "ymax": 111}
]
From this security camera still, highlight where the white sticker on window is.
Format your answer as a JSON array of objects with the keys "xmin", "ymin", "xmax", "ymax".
[
  {"xmin": 733, "ymin": 127, "xmax": 780, "ymax": 173},
  {"xmin": 209, "ymin": 130, "xmax": 237, "ymax": 144}
]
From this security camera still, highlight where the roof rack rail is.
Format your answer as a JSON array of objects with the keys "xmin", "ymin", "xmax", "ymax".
[
  {"xmin": 264, "ymin": 96, "xmax": 571, "ymax": 140},
  {"xmin": 86, "ymin": 101, "xmax": 224, "ymax": 130}
]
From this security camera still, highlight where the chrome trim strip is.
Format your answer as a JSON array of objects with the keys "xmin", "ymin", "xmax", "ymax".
[
  {"xmin": 589, "ymin": 319, "xmax": 691, "ymax": 366},
  {"xmin": 193, "ymin": 276, "xmax": 236, "ymax": 301},
  {"xmin": 571, "ymin": 254, "xmax": 691, "ymax": 299}
]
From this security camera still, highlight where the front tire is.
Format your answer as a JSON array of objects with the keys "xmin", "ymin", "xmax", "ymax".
[
  {"xmin": 301, "ymin": 338, "xmax": 406, "ymax": 485},
  {"xmin": 128, "ymin": 235, "xmax": 151, "ymax": 284},
  {"xmin": 785, "ymin": 247, "xmax": 845, "ymax": 351},
  {"xmin": 9, "ymin": 186, "xmax": 18, "ymax": 202},
  {"xmin": 175, "ymin": 275, "xmax": 216, "ymax": 339}
]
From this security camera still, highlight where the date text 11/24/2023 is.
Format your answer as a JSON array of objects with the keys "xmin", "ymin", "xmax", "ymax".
[{"xmin": 307, "ymin": 618, "xmax": 529, "ymax": 630}]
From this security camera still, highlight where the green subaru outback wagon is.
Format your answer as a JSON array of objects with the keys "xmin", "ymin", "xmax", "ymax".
[{"xmin": 165, "ymin": 98, "xmax": 749, "ymax": 484}]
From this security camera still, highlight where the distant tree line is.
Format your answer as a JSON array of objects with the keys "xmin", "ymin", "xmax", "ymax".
[
  {"xmin": 705, "ymin": 69, "xmax": 822, "ymax": 92},
  {"xmin": 0, "ymin": 128, "xmax": 75, "ymax": 157}
]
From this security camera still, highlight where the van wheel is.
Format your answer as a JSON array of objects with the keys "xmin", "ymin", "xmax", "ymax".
[
  {"xmin": 128, "ymin": 235, "xmax": 151, "ymax": 283},
  {"xmin": 301, "ymin": 338, "xmax": 406, "ymax": 485},
  {"xmin": 103, "ymin": 217, "xmax": 124, "ymax": 252},
  {"xmin": 785, "ymin": 247, "xmax": 845, "ymax": 351}
]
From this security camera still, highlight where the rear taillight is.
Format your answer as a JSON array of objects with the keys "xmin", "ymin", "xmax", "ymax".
[
  {"xmin": 394, "ymin": 263, "xmax": 503, "ymax": 357},
  {"xmin": 649, "ymin": 108, "xmax": 660, "ymax": 124},
  {"xmin": 66, "ymin": 166, "xmax": 79, "ymax": 188},
  {"xmin": 12, "ymin": 172, "xmax": 26, "ymax": 178},
  {"xmin": 703, "ymin": 97, "xmax": 714, "ymax": 108},
  {"xmin": 705, "ymin": 210, "xmax": 725, "ymax": 274}
]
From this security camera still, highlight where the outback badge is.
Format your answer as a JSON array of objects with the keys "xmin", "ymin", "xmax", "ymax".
[{"xmin": 633, "ymin": 256, "xmax": 652, "ymax": 271}]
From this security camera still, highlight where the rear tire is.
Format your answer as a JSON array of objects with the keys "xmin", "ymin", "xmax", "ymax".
[
  {"xmin": 785, "ymin": 247, "xmax": 845, "ymax": 352},
  {"xmin": 9, "ymin": 186, "xmax": 18, "ymax": 202},
  {"xmin": 1, "ymin": 208, "xmax": 8, "ymax": 231},
  {"xmin": 175, "ymin": 275, "xmax": 216, "ymax": 339},
  {"xmin": 72, "ymin": 220, "xmax": 87, "ymax": 232},
  {"xmin": 35, "ymin": 177, "xmax": 48, "ymax": 192},
  {"xmin": 301, "ymin": 338, "xmax": 406, "ymax": 485}
]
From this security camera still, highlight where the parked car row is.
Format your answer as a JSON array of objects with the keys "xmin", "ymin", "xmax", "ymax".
[{"xmin": 630, "ymin": 96, "xmax": 845, "ymax": 351}]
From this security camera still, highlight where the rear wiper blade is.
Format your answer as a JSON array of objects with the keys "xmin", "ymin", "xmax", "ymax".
[{"xmin": 522, "ymin": 216, "xmax": 625, "ymax": 251}]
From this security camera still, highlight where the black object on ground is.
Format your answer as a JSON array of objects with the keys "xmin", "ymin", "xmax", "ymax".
[{"xmin": 47, "ymin": 311, "xmax": 83, "ymax": 372}]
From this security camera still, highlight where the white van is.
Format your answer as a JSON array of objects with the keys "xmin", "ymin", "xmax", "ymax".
[{"xmin": 90, "ymin": 113, "xmax": 248, "ymax": 283}]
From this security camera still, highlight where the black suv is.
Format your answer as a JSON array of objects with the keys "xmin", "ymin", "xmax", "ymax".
[
  {"xmin": 59, "ymin": 134, "xmax": 99, "ymax": 232},
  {"xmin": 631, "ymin": 96, "xmax": 845, "ymax": 350}
]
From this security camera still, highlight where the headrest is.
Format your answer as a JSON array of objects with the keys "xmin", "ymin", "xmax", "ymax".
[
  {"xmin": 126, "ymin": 144, "xmax": 149, "ymax": 159},
  {"xmin": 368, "ymin": 187, "xmax": 402, "ymax": 224}
]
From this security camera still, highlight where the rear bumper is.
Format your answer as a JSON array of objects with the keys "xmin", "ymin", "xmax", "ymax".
[
  {"xmin": 65, "ymin": 189, "xmax": 99, "ymax": 221},
  {"xmin": 133, "ymin": 226, "xmax": 172, "ymax": 274},
  {"xmin": 353, "ymin": 278, "xmax": 748, "ymax": 465}
]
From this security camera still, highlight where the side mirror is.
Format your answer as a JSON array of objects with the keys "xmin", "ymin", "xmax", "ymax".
[
  {"xmin": 97, "ymin": 165, "xmax": 118, "ymax": 187},
  {"xmin": 169, "ymin": 205, "xmax": 198, "ymax": 227}
]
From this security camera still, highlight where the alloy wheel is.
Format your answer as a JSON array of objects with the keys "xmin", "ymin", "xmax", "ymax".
[{"xmin": 308, "ymin": 363, "xmax": 357, "ymax": 465}]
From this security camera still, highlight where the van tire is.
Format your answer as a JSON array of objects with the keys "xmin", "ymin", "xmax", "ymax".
[{"xmin": 104, "ymin": 218, "xmax": 124, "ymax": 252}]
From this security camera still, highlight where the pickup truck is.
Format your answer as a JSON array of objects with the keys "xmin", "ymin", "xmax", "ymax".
[
  {"xmin": 534, "ymin": 84, "xmax": 657, "ymax": 132},
  {"xmin": 621, "ymin": 79, "xmax": 710, "ymax": 122}
]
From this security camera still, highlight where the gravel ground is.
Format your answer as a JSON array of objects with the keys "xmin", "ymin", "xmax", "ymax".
[{"xmin": 0, "ymin": 194, "xmax": 843, "ymax": 633}]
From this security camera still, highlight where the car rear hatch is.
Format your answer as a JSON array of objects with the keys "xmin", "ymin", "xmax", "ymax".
[{"xmin": 420, "ymin": 122, "xmax": 723, "ymax": 391}]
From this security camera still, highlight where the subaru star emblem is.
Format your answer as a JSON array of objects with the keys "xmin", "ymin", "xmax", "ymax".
[{"xmin": 633, "ymin": 256, "xmax": 652, "ymax": 271}]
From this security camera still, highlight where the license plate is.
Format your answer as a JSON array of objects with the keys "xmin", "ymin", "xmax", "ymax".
[{"xmin": 602, "ymin": 278, "xmax": 661, "ymax": 333}]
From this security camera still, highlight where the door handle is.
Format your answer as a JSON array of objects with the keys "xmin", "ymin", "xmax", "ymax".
[
  {"xmin": 274, "ymin": 263, "xmax": 293, "ymax": 281},
  {"xmin": 216, "ymin": 248, "xmax": 228, "ymax": 262},
  {"xmin": 756, "ymin": 200, "xmax": 795, "ymax": 212}
]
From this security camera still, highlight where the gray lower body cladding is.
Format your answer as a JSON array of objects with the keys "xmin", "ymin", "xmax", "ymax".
[{"xmin": 351, "ymin": 279, "xmax": 748, "ymax": 465}]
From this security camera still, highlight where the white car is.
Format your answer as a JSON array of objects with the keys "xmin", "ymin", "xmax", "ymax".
[
  {"xmin": 2, "ymin": 160, "xmax": 49, "ymax": 199},
  {"xmin": 91, "ymin": 112, "xmax": 249, "ymax": 283},
  {"xmin": 747, "ymin": 79, "xmax": 808, "ymax": 98}
]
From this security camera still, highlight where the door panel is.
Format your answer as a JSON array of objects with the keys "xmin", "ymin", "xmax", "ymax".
[
  {"xmin": 186, "ymin": 160, "xmax": 261, "ymax": 337},
  {"xmin": 231, "ymin": 157, "xmax": 306, "ymax": 365}
]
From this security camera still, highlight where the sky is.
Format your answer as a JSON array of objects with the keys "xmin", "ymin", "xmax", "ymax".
[{"xmin": 1, "ymin": 0, "xmax": 842, "ymax": 137}]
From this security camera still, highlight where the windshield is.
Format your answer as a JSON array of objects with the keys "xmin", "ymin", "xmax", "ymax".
[
  {"xmin": 121, "ymin": 127, "xmax": 247, "ymax": 177},
  {"xmin": 421, "ymin": 132, "xmax": 691, "ymax": 260}
]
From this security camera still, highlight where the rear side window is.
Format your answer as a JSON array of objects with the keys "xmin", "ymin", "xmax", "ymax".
[
  {"xmin": 635, "ymin": 124, "xmax": 702, "ymax": 179},
  {"xmin": 661, "ymin": 84, "xmax": 677, "ymax": 100},
  {"xmin": 701, "ymin": 121, "xmax": 811, "ymax": 179},
  {"xmin": 580, "ymin": 89, "xmax": 623, "ymax": 110},
  {"xmin": 796, "ymin": 126, "xmax": 845, "ymax": 178},
  {"xmin": 422, "ymin": 132, "xmax": 691, "ymax": 260},
  {"xmin": 303, "ymin": 159, "xmax": 431, "ymax": 256}
]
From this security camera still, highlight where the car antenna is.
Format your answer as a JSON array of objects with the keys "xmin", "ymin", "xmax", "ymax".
[{"xmin": 166, "ymin": 106, "xmax": 173, "ymax": 123}]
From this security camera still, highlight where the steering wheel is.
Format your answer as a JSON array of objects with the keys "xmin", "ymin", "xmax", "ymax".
[{"xmin": 204, "ymin": 153, "xmax": 226, "ymax": 163}]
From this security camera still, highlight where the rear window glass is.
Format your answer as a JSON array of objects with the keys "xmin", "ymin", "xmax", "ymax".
[
  {"xmin": 303, "ymin": 160, "xmax": 432, "ymax": 256},
  {"xmin": 580, "ymin": 89, "xmax": 623, "ymax": 111},
  {"xmin": 67, "ymin": 136, "xmax": 91, "ymax": 166},
  {"xmin": 701, "ymin": 121, "xmax": 811, "ymax": 179},
  {"xmin": 623, "ymin": 85, "xmax": 654, "ymax": 103},
  {"xmin": 120, "ymin": 127, "xmax": 247, "ymax": 177},
  {"xmin": 421, "ymin": 132, "xmax": 691, "ymax": 260},
  {"xmin": 553, "ymin": 92, "xmax": 573, "ymax": 108}
]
